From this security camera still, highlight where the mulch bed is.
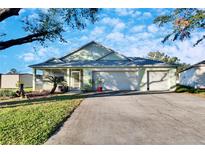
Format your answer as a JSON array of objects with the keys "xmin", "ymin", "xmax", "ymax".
[{"xmin": 25, "ymin": 91, "xmax": 63, "ymax": 100}]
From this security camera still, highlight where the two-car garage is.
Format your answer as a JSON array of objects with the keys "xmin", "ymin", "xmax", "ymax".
[
  {"xmin": 93, "ymin": 70, "xmax": 170, "ymax": 91},
  {"xmin": 93, "ymin": 71, "xmax": 138, "ymax": 91}
]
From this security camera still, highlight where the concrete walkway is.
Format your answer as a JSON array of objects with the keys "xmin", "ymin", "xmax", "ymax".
[{"xmin": 45, "ymin": 93, "xmax": 205, "ymax": 144}]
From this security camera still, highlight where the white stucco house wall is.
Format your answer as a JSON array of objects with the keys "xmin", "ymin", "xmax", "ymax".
[
  {"xmin": 179, "ymin": 60, "xmax": 205, "ymax": 88},
  {"xmin": 30, "ymin": 41, "xmax": 177, "ymax": 92}
]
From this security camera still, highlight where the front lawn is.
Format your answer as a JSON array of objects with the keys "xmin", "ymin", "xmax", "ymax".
[{"xmin": 0, "ymin": 94, "xmax": 83, "ymax": 144}]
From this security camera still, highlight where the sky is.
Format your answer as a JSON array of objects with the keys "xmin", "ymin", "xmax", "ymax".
[{"xmin": 0, "ymin": 8, "xmax": 205, "ymax": 74}]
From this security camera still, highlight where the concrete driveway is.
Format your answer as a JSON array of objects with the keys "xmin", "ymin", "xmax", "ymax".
[{"xmin": 45, "ymin": 92, "xmax": 205, "ymax": 144}]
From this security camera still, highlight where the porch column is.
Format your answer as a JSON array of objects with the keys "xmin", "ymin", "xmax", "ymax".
[
  {"xmin": 32, "ymin": 68, "xmax": 36, "ymax": 91},
  {"xmin": 66, "ymin": 68, "xmax": 70, "ymax": 89}
]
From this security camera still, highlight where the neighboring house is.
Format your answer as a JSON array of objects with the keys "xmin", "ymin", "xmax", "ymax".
[
  {"xmin": 179, "ymin": 60, "xmax": 205, "ymax": 88},
  {"xmin": 0, "ymin": 74, "xmax": 33, "ymax": 88},
  {"xmin": 30, "ymin": 41, "xmax": 177, "ymax": 91}
]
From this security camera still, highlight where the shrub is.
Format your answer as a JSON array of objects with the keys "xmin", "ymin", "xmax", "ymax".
[
  {"xmin": 0, "ymin": 89, "xmax": 16, "ymax": 98},
  {"xmin": 81, "ymin": 84, "xmax": 93, "ymax": 92},
  {"xmin": 175, "ymin": 84, "xmax": 205, "ymax": 93},
  {"xmin": 80, "ymin": 79, "xmax": 93, "ymax": 92}
]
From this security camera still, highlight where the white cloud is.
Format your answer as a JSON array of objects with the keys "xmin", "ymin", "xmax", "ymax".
[
  {"xmin": 80, "ymin": 36, "xmax": 88, "ymax": 41},
  {"xmin": 119, "ymin": 33, "xmax": 205, "ymax": 65},
  {"xmin": 133, "ymin": 11, "xmax": 142, "ymax": 17},
  {"xmin": 131, "ymin": 25, "xmax": 146, "ymax": 33},
  {"xmin": 143, "ymin": 12, "xmax": 152, "ymax": 18},
  {"xmin": 147, "ymin": 24, "xmax": 159, "ymax": 33},
  {"xmin": 90, "ymin": 27, "xmax": 104, "ymax": 36},
  {"xmin": 137, "ymin": 32, "xmax": 154, "ymax": 39},
  {"xmin": 115, "ymin": 9, "xmax": 141, "ymax": 17},
  {"xmin": 155, "ymin": 8, "xmax": 171, "ymax": 15},
  {"xmin": 101, "ymin": 17, "xmax": 125, "ymax": 31},
  {"xmin": 106, "ymin": 32, "xmax": 124, "ymax": 41},
  {"xmin": 115, "ymin": 8, "xmax": 134, "ymax": 16},
  {"xmin": 27, "ymin": 12, "xmax": 39, "ymax": 20},
  {"xmin": 20, "ymin": 53, "xmax": 36, "ymax": 62},
  {"xmin": 39, "ymin": 8, "xmax": 49, "ymax": 14},
  {"xmin": 115, "ymin": 22, "xmax": 125, "ymax": 31},
  {"xmin": 37, "ymin": 47, "xmax": 60, "ymax": 57},
  {"xmin": 166, "ymin": 41, "xmax": 205, "ymax": 64},
  {"xmin": 19, "ymin": 47, "xmax": 60, "ymax": 62}
]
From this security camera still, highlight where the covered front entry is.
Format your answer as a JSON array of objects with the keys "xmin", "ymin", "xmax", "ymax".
[
  {"xmin": 70, "ymin": 71, "xmax": 81, "ymax": 90},
  {"xmin": 93, "ymin": 71, "xmax": 138, "ymax": 91},
  {"xmin": 70, "ymin": 69, "xmax": 82, "ymax": 90},
  {"xmin": 147, "ymin": 71, "xmax": 169, "ymax": 91}
]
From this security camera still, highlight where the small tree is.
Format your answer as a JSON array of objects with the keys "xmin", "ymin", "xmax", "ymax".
[
  {"xmin": 45, "ymin": 75, "xmax": 66, "ymax": 94},
  {"xmin": 147, "ymin": 51, "xmax": 180, "ymax": 64},
  {"xmin": 147, "ymin": 51, "xmax": 190, "ymax": 74},
  {"xmin": 7, "ymin": 68, "xmax": 18, "ymax": 74},
  {"xmin": 16, "ymin": 81, "xmax": 25, "ymax": 98}
]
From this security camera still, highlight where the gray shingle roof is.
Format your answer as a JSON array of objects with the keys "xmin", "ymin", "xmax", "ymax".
[
  {"xmin": 29, "ymin": 58, "xmax": 173, "ymax": 68},
  {"xmin": 29, "ymin": 41, "xmax": 175, "ymax": 68},
  {"xmin": 179, "ymin": 60, "xmax": 205, "ymax": 73}
]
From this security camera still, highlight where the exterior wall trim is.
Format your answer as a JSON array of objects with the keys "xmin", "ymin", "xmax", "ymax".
[{"xmin": 147, "ymin": 70, "xmax": 169, "ymax": 91}]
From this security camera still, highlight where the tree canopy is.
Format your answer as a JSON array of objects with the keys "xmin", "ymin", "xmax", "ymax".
[
  {"xmin": 147, "ymin": 51, "xmax": 180, "ymax": 64},
  {"xmin": 0, "ymin": 8, "xmax": 99, "ymax": 51},
  {"xmin": 154, "ymin": 8, "xmax": 205, "ymax": 46},
  {"xmin": 147, "ymin": 51, "xmax": 190, "ymax": 73}
]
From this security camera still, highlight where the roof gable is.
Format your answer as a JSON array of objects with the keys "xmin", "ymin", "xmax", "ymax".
[
  {"xmin": 179, "ymin": 60, "xmax": 205, "ymax": 73},
  {"xmin": 45, "ymin": 58, "xmax": 64, "ymax": 63},
  {"xmin": 97, "ymin": 51, "xmax": 128, "ymax": 61},
  {"xmin": 61, "ymin": 41, "xmax": 109, "ymax": 61},
  {"xmin": 60, "ymin": 41, "xmax": 127, "ymax": 61}
]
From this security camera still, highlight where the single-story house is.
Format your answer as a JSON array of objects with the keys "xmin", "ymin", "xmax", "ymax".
[
  {"xmin": 0, "ymin": 73, "xmax": 33, "ymax": 89},
  {"xmin": 179, "ymin": 60, "xmax": 205, "ymax": 88},
  {"xmin": 30, "ymin": 41, "xmax": 177, "ymax": 91}
]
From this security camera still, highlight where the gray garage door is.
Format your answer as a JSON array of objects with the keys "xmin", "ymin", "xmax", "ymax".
[
  {"xmin": 147, "ymin": 71, "xmax": 169, "ymax": 91},
  {"xmin": 93, "ymin": 71, "xmax": 138, "ymax": 91}
]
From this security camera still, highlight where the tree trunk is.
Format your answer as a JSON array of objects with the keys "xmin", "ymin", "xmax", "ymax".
[
  {"xmin": 19, "ymin": 83, "xmax": 25, "ymax": 98},
  {"xmin": 50, "ymin": 83, "xmax": 57, "ymax": 94}
]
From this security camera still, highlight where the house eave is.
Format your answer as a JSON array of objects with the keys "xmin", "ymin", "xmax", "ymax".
[{"xmin": 29, "ymin": 64, "xmax": 176, "ymax": 70}]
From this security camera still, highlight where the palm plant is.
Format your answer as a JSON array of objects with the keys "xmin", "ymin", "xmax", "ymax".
[{"xmin": 45, "ymin": 75, "xmax": 66, "ymax": 94}]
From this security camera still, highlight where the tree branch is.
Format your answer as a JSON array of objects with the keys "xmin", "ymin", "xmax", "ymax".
[
  {"xmin": 193, "ymin": 35, "xmax": 205, "ymax": 47},
  {"xmin": 0, "ymin": 32, "xmax": 48, "ymax": 50},
  {"xmin": 0, "ymin": 8, "xmax": 21, "ymax": 22}
]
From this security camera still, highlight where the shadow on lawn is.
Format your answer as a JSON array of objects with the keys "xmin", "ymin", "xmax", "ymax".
[{"xmin": 0, "ymin": 94, "xmax": 84, "ymax": 109}]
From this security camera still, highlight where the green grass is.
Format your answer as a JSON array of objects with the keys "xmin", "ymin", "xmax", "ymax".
[
  {"xmin": 0, "ymin": 94, "xmax": 83, "ymax": 145},
  {"xmin": 0, "ymin": 87, "xmax": 33, "ymax": 93}
]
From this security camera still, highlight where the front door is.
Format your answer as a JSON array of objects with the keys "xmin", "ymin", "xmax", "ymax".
[{"xmin": 71, "ymin": 71, "xmax": 81, "ymax": 90}]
